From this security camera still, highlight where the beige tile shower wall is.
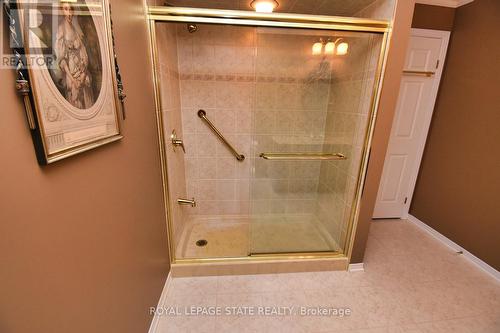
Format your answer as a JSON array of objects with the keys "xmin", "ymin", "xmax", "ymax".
[
  {"xmin": 156, "ymin": 24, "xmax": 187, "ymax": 246},
  {"xmin": 316, "ymin": 34, "xmax": 383, "ymax": 249},
  {"xmin": 177, "ymin": 25, "xmax": 255, "ymax": 216},
  {"xmin": 176, "ymin": 25, "xmax": 333, "ymax": 217},
  {"xmin": 251, "ymin": 30, "xmax": 331, "ymax": 216}
]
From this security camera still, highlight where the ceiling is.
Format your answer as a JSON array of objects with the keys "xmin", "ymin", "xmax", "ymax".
[{"xmin": 163, "ymin": 0, "xmax": 380, "ymax": 17}]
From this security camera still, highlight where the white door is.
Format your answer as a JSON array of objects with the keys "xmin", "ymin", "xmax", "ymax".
[{"xmin": 373, "ymin": 29, "xmax": 450, "ymax": 219}]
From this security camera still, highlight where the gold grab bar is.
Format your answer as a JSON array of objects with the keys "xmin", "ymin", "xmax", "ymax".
[
  {"xmin": 198, "ymin": 110, "xmax": 245, "ymax": 161},
  {"xmin": 259, "ymin": 153, "xmax": 347, "ymax": 161},
  {"xmin": 403, "ymin": 70, "xmax": 435, "ymax": 77}
]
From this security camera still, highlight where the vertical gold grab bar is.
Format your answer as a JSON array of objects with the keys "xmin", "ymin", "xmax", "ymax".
[{"xmin": 197, "ymin": 110, "xmax": 245, "ymax": 161}]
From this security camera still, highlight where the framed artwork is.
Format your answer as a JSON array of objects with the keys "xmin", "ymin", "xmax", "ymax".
[{"xmin": 3, "ymin": 0, "xmax": 126, "ymax": 165}]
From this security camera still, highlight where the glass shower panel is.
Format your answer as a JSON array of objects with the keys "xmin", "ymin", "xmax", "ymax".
[{"xmin": 249, "ymin": 28, "xmax": 383, "ymax": 254}]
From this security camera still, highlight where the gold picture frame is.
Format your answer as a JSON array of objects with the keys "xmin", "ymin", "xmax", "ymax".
[{"xmin": 3, "ymin": 0, "xmax": 125, "ymax": 165}]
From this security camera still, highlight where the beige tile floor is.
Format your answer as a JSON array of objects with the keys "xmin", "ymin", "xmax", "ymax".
[{"xmin": 156, "ymin": 219, "xmax": 500, "ymax": 332}]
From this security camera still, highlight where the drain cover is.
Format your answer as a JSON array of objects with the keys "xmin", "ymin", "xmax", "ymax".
[{"xmin": 196, "ymin": 239, "xmax": 208, "ymax": 247}]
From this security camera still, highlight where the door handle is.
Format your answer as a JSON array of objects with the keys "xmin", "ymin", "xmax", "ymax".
[
  {"xmin": 177, "ymin": 198, "xmax": 196, "ymax": 207},
  {"xmin": 171, "ymin": 129, "xmax": 186, "ymax": 153}
]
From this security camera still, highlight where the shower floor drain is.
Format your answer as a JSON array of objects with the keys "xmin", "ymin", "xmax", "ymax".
[{"xmin": 196, "ymin": 239, "xmax": 208, "ymax": 247}]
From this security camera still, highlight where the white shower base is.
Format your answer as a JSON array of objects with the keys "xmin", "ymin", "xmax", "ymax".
[{"xmin": 176, "ymin": 214, "xmax": 340, "ymax": 259}]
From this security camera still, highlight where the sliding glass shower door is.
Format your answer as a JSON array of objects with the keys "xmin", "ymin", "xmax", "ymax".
[{"xmin": 249, "ymin": 28, "xmax": 384, "ymax": 255}]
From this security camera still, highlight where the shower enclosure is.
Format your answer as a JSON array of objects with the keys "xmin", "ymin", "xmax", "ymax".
[{"xmin": 149, "ymin": 6, "xmax": 389, "ymax": 272}]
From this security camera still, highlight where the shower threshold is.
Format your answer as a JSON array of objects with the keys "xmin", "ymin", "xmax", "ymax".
[{"xmin": 171, "ymin": 254, "xmax": 348, "ymax": 277}]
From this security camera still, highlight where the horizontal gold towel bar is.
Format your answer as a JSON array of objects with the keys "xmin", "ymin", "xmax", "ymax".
[
  {"xmin": 403, "ymin": 70, "xmax": 435, "ymax": 77},
  {"xmin": 260, "ymin": 153, "xmax": 347, "ymax": 161}
]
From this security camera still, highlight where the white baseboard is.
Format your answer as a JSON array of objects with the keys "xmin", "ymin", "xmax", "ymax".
[
  {"xmin": 148, "ymin": 272, "xmax": 172, "ymax": 333},
  {"xmin": 407, "ymin": 214, "xmax": 499, "ymax": 281},
  {"xmin": 416, "ymin": 0, "xmax": 474, "ymax": 8},
  {"xmin": 348, "ymin": 263, "xmax": 365, "ymax": 272}
]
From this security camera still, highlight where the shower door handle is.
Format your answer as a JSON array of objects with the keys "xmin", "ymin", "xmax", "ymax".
[
  {"xmin": 259, "ymin": 153, "xmax": 347, "ymax": 161},
  {"xmin": 171, "ymin": 129, "xmax": 186, "ymax": 153}
]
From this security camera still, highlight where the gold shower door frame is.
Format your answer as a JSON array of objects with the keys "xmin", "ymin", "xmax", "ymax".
[{"xmin": 147, "ymin": 6, "xmax": 391, "ymax": 265}]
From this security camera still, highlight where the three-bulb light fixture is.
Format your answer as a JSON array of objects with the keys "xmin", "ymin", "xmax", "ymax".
[
  {"xmin": 312, "ymin": 38, "xmax": 349, "ymax": 56},
  {"xmin": 249, "ymin": 1, "xmax": 348, "ymax": 56}
]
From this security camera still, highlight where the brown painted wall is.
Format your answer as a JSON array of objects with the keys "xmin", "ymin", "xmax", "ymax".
[
  {"xmin": 412, "ymin": 4, "xmax": 456, "ymax": 31},
  {"xmin": 410, "ymin": 0, "xmax": 500, "ymax": 270},
  {"xmin": 0, "ymin": 1, "xmax": 170, "ymax": 332},
  {"xmin": 351, "ymin": 0, "xmax": 416, "ymax": 263}
]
